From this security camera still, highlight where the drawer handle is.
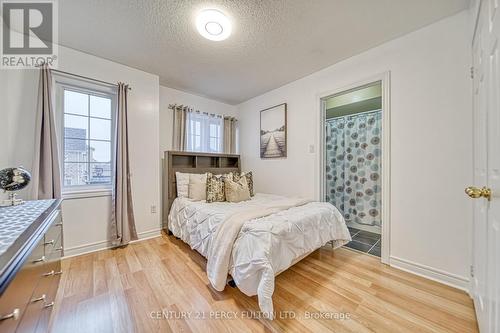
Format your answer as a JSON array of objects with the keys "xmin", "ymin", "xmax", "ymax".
[
  {"xmin": 43, "ymin": 302, "xmax": 54, "ymax": 308},
  {"xmin": 0, "ymin": 308, "xmax": 20, "ymax": 321},
  {"xmin": 55, "ymin": 247, "xmax": 63, "ymax": 252},
  {"xmin": 33, "ymin": 256, "xmax": 46, "ymax": 263},
  {"xmin": 42, "ymin": 270, "xmax": 55, "ymax": 277},
  {"xmin": 44, "ymin": 239, "xmax": 55, "ymax": 246},
  {"xmin": 31, "ymin": 294, "xmax": 46, "ymax": 303},
  {"xmin": 55, "ymin": 222, "xmax": 63, "ymax": 227},
  {"xmin": 54, "ymin": 270, "xmax": 63, "ymax": 276}
]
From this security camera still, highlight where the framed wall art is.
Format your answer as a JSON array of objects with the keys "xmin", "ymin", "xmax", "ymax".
[{"xmin": 260, "ymin": 103, "xmax": 287, "ymax": 158}]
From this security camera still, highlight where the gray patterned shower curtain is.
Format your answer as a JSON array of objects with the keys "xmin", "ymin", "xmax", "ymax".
[{"xmin": 325, "ymin": 110, "xmax": 382, "ymax": 229}]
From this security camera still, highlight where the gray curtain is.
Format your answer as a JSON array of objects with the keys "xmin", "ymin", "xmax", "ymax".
[
  {"xmin": 111, "ymin": 83, "xmax": 137, "ymax": 246},
  {"xmin": 172, "ymin": 105, "xmax": 188, "ymax": 151},
  {"xmin": 223, "ymin": 116, "xmax": 237, "ymax": 154},
  {"xmin": 31, "ymin": 64, "xmax": 61, "ymax": 200}
]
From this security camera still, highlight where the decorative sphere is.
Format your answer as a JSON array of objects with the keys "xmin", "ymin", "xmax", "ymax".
[{"xmin": 0, "ymin": 167, "xmax": 31, "ymax": 192}]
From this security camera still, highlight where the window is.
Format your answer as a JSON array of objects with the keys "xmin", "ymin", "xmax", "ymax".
[
  {"xmin": 55, "ymin": 77, "xmax": 117, "ymax": 191},
  {"xmin": 209, "ymin": 122, "xmax": 220, "ymax": 152},
  {"xmin": 186, "ymin": 112, "xmax": 223, "ymax": 153}
]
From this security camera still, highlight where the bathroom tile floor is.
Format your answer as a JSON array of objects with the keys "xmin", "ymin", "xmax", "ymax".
[{"xmin": 344, "ymin": 227, "xmax": 381, "ymax": 257}]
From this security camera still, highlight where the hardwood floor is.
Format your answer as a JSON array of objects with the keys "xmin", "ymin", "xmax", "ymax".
[{"xmin": 49, "ymin": 235, "xmax": 478, "ymax": 333}]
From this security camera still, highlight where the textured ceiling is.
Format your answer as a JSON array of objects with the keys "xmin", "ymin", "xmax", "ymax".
[{"xmin": 59, "ymin": 0, "xmax": 469, "ymax": 104}]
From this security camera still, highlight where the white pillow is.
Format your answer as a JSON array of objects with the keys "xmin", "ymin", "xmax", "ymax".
[
  {"xmin": 188, "ymin": 182, "xmax": 206, "ymax": 201},
  {"xmin": 188, "ymin": 173, "xmax": 207, "ymax": 200},
  {"xmin": 176, "ymin": 172, "xmax": 207, "ymax": 198},
  {"xmin": 175, "ymin": 172, "xmax": 190, "ymax": 197}
]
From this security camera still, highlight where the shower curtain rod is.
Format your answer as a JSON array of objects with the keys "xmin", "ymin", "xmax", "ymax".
[{"xmin": 326, "ymin": 108, "xmax": 381, "ymax": 121}]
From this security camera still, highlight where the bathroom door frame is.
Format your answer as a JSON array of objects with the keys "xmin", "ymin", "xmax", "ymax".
[{"xmin": 317, "ymin": 72, "xmax": 391, "ymax": 264}]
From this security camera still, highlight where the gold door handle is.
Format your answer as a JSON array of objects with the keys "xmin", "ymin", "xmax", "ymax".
[{"xmin": 465, "ymin": 186, "xmax": 492, "ymax": 201}]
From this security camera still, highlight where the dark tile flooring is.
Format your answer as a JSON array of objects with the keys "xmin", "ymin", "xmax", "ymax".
[{"xmin": 344, "ymin": 227, "xmax": 381, "ymax": 257}]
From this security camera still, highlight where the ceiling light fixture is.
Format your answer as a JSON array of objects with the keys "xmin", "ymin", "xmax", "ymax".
[{"xmin": 196, "ymin": 9, "xmax": 231, "ymax": 41}]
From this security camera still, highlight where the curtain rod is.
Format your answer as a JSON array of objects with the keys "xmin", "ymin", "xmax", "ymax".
[
  {"xmin": 168, "ymin": 104, "xmax": 237, "ymax": 120},
  {"xmin": 35, "ymin": 64, "xmax": 132, "ymax": 91}
]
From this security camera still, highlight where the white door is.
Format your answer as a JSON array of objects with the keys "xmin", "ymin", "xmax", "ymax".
[{"xmin": 470, "ymin": 1, "xmax": 500, "ymax": 332}]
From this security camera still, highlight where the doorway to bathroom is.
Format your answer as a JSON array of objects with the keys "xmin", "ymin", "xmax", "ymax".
[{"xmin": 319, "ymin": 75, "xmax": 390, "ymax": 263}]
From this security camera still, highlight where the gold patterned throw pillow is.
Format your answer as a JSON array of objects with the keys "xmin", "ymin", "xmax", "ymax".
[
  {"xmin": 206, "ymin": 172, "xmax": 233, "ymax": 203},
  {"xmin": 225, "ymin": 177, "xmax": 251, "ymax": 203},
  {"xmin": 234, "ymin": 171, "xmax": 254, "ymax": 197}
]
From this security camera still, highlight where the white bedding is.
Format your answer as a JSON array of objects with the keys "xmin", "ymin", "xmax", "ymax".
[{"xmin": 168, "ymin": 193, "xmax": 351, "ymax": 317}]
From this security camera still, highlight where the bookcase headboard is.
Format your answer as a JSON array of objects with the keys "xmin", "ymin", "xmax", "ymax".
[{"xmin": 162, "ymin": 151, "xmax": 241, "ymax": 229}]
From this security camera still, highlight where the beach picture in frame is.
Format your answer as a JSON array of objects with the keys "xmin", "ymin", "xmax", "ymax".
[{"xmin": 260, "ymin": 103, "xmax": 287, "ymax": 158}]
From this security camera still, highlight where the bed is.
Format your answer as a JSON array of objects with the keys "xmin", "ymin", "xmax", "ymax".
[{"xmin": 164, "ymin": 151, "xmax": 351, "ymax": 318}]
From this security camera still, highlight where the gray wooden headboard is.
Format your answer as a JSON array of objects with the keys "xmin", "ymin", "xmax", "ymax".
[{"xmin": 162, "ymin": 151, "xmax": 241, "ymax": 231}]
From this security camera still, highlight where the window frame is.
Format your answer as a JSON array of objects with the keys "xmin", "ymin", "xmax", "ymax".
[
  {"xmin": 208, "ymin": 118, "xmax": 222, "ymax": 153},
  {"xmin": 186, "ymin": 113, "xmax": 223, "ymax": 153},
  {"xmin": 54, "ymin": 74, "xmax": 117, "ymax": 195},
  {"xmin": 190, "ymin": 119, "xmax": 203, "ymax": 152}
]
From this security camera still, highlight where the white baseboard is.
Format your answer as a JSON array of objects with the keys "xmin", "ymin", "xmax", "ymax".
[
  {"xmin": 63, "ymin": 228, "xmax": 162, "ymax": 258},
  {"xmin": 132, "ymin": 229, "xmax": 163, "ymax": 242},
  {"xmin": 389, "ymin": 256, "xmax": 470, "ymax": 293}
]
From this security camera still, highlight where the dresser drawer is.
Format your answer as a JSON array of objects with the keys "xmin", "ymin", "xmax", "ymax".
[
  {"xmin": 0, "ymin": 267, "xmax": 32, "ymax": 332},
  {"xmin": 35, "ymin": 270, "xmax": 60, "ymax": 333},
  {"xmin": 39, "ymin": 244, "xmax": 62, "ymax": 281},
  {"xmin": 35, "ymin": 243, "xmax": 62, "ymax": 331},
  {"xmin": 43, "ymin": 211, "xmax": 62, "ymax": 254},
  {"xmin": 44, "ymin": 231, "xmax": 62, "ymax": 259},
  {"xmin": 15, "ymin": 278, "xmax": 51, "ymax": 332},
  {"xmin": 0, "ymin": 200, "xmax": 63, "ymax": 333},
  {"xmin": 0, "ymin": 238, "xmax": 45, "ymax": 332},
  {"xmin": 22, "ymin": 255, "xmax": 61, "ymax": 333},
  {"xmin": 16, "ymin": 257, "xmax": 58, "ymax": 333}
]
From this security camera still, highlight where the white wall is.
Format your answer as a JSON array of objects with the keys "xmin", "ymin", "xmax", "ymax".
[
  {"xmin": 0, "ymin": 72, "xmax": 11, "ymax": 201},
  {"xmin": 237, "ymin": 11, "xmax": 472, "ymax": 288},
  {"xmin": 0, "ymin": 70, "xmax": 39, "ymax": 200},
  {"xmin": 159, "ymin": 86, "xmax": 237, "ymax": 223},
  {"xmin": 0, "ymin": 45, "xmax": 161, "ymax": 256}
]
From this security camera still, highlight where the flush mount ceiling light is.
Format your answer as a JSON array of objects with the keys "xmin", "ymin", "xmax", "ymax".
[{"xmin": 196, "ymin": 9, "xmax": 232, "ymax": 41}]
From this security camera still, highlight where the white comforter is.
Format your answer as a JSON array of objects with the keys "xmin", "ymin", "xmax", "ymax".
[{"xmin": 168, "ymin": 193, "xmax": 351, "ymax": 317}]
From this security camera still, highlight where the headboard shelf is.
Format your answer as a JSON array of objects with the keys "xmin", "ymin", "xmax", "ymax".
[
  {"xmin": 196, "ymin": 155, "xmax": 218, "ymax": 168},
  {"xmin": 162, "ymin": 151, "xmax": 241, "ymax": 231},
  {"xmin": 172, "ymin": 155, "xmax": 196, "ymax": 168},
  {"xmin": 220, "ymin": 156, "xmax": 239, "ymax": 168}
]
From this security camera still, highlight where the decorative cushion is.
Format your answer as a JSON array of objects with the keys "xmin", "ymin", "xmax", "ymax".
[
  {"xmin": 188, "ymin": 173, "xmax": 207, "ymax": 201},
  {"xmin": 175, "ymin": 172, "xmax": 190, "ymax": 197},
  {"xmin": 176, "ymin": 172, "xmax": 206, "ymax": 198},
  {"xmin": 206, "ymin": 172, "xmax": 233, "ymax": 203},
  {"xmin": 225, "ymin": 176, "xmax": 251, "ymax": 203},
  {"xmin": 234, "ymin": 171, "xmax": 254, "ymax": 196}
]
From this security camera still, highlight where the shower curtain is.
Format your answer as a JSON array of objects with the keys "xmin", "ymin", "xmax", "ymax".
[{"xmin": 325, "ymin": 110, "xmax": 382, "ymax": 229}]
